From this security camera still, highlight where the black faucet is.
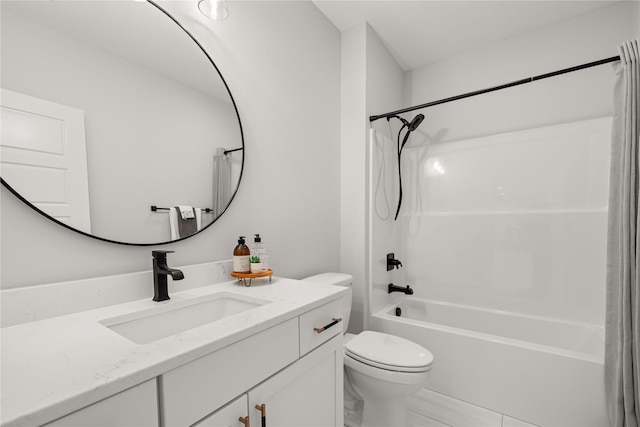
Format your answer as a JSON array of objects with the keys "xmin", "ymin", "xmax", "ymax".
[
  {"xmin": 152, "ymin": 250, "xmax": 184, "ymax": 302},
  {"xmin": 388, "ymin": 283, "xmax": 413, "ymax": 295},
  {"xmin": 386, "ymin": 253, "xmax": 403, "ymax": 271}
]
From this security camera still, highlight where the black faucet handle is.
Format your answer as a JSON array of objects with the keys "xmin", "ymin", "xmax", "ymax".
[
  {"xmin": 152, "ymin": 250, "xmax": 175, "ymax": 259},
  {"xmin": 386, "ymin": 253, "xmax": 403, "ymax": 271}
]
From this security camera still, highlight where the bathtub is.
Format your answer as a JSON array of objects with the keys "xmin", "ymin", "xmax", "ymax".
[{"xmin": 370, "ymin": 298, "xmax": 607, "ymax": 427}]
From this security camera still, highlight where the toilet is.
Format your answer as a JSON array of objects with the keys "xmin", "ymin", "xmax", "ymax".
[{"xmin": 302, "ymin": 273, "xmax": 433, "ymax": 427}]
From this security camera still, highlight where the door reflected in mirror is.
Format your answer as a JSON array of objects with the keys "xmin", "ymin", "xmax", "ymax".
[{"xmin": 0, "ymin": 0, "xmax": 244, "ymax": 245}]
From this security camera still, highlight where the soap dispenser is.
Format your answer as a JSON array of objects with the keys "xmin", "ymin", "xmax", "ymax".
[
  {"xmin": 233, "ymin": 236, "xmax": 251, "ymax": 273},
  {"xmin": 251, "ymin": 234, "xmax": 269, "ymax": 270}
]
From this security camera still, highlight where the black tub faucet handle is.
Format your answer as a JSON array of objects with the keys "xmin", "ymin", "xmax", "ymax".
[{"xmin": 387, "ymin": 253, "xmax": 403, "ymax": 271}]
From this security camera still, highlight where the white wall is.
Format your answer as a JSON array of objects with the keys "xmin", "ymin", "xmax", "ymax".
[
  {"xmin": 340, "ymin": 23, "xmax": 405, "ymax": 333},
  {"xmin": 1, "ymin": 1, "xmax": 341, "ymax": 289},
  {"xmin": 364, "ymin": 26, "xmax": 405, "ymax": 329},
  {"xmin": 340, "ymin": 23, "xmax": 367, "ymax": 333}
]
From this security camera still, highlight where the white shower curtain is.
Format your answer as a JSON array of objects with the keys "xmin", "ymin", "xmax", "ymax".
[{"xmin": 605, "ymin": 38, "xmax": 640, "ymax": 427}]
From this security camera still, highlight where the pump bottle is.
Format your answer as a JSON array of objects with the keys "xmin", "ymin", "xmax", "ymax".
[
  {"xmin": 251, "ymin": 234, "xmax": 269, "ymax": 270},
  {"xmin": 233, "ymin": 236, "xmax": 251, "ymax": 273}
]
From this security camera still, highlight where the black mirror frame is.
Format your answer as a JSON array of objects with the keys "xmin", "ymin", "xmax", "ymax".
[{"xmin": 1, "ymin": 0, "xmax": 245, "ymax": 246}]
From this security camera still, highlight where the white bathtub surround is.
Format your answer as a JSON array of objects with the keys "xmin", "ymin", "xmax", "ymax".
[
  {"xmin": 0, "ymin": 277, "xmax": 348, "ymax": 426},
  {"xmin": 372, "ymin": 300, "xmax": 605, "ymax": 426},
  {"xmin": 368, "ymin": 117, "xmax": 612, "ymax": 426},
  {"xmin": 604, "ymin": 38, "xmax": 640, "ymax": 427},
  {"xmin": 0, "ymin": 259, "xmax": 233, "ymax": 327},
  {"xmin": 388, "ymin": 117, "xmax": 611, "ymax": 324}
]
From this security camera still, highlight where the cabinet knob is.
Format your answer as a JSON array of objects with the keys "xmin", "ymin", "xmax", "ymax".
[
  {"xmin": 313, "ymin": 317, "xmax": 342, "ymax": 333},
  {"xmin": 239, "ymin": 416, "xmax": 250, "ymax": 427}
]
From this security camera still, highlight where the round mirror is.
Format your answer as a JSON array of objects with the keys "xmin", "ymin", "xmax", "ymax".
[{"xmin": 0, "ymin": 0, "xmax": 244, "ymax": 245}]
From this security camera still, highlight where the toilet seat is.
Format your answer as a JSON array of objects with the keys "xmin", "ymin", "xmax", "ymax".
[
  {"xmin": 345, "ymin": 331, "xmax": 433, "ymax": 373},
  {"xmin": 344, "ymin": 352, "xmax": 431, "ymax": 386}
]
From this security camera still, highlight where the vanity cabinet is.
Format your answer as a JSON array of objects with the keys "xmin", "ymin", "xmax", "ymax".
[
  {"xmin": 43, "ymin": 380, "xmax": 158, "ymax": 427},
  {"xmin": 191, "ymin": 333, "xmax": 341, "ymax": 427},
  {"xmin": 161, "ymin": 318, "xmax": 299, "ymax": 426},
  {"xmin": 161, "ymin": 299, "xmax": 344, "ymax": 427}
]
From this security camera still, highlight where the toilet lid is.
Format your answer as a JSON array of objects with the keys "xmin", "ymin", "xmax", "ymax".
[{"xmin": 345, "ymin": 331, "xmax": 433, "ymax": 372}]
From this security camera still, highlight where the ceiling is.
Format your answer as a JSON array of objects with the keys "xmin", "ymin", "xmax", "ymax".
[{"xmin": 312, "ymin": 0, "xmax": 621, "ymax": 71}]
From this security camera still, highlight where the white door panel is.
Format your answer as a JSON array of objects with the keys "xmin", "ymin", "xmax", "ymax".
[{"xmin": 1, "ymin": 89, "xmax": 91, "ymax": 232}]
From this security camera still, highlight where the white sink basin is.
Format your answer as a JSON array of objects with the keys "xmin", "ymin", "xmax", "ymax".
[{"xmin": 100, "ymin": 292, "xmax": 271, "ymax": 344}]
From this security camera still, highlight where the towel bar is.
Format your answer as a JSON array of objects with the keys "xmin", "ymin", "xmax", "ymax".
[{"xmin": 150, "ymin": 205, "xmax": 215, "ymax": 213}]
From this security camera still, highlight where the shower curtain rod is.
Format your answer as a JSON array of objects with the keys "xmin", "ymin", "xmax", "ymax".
[{"xmin": 369, "ymin": 55, "xmax": 621, "ymax": 122}]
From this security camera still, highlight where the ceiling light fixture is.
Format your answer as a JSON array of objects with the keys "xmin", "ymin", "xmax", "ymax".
[{"xmin": 198, "ymin": 0, "xmax": 228, "ymax": 20}]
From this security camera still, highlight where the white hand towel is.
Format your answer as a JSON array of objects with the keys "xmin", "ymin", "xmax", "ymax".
[
  {"xmin": 169, "ymin": 208, "xmax": 180, "ymax": 240},
  {"xmin": 194, "ymin": 208, "xmax": 202, "ymax": 230}
]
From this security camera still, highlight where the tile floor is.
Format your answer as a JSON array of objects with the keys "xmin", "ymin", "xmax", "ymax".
[{"xmin": 408, "ymin": 389, "xmax": 538, "ymax": 427}]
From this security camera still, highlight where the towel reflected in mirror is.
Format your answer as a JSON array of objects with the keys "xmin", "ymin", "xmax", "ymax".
[{"xmin": 169, "ymin": 206, "xmax": 202, "ymax": 239}]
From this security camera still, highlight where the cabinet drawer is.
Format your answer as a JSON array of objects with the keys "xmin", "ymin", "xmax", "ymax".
[
  {"xmin": 299, "ymin": 298, "xmax": 344, "ymax": 356},
  {"xmin": 161, "ymin": 318, "xmax": 298, "ymax": 427}
]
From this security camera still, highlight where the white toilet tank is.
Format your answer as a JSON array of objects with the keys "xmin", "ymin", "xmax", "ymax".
[{"xmin": 302, "ymin": 273, "xmax": 352, "ymax": 332}]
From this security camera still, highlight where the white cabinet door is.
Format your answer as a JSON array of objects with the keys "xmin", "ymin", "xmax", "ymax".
[
  {"xmin": 193, "ymin": 394, "xmax": 249, "ymax": 427},
  {"xmin": 248, "ymin": 334, "xmax": 343, "ymax": 427},
  {"xmin": 43, "ymin": 380, "xmax": 158, "ymax": 427}
]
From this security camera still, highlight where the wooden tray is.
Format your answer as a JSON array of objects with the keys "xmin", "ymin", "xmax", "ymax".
[{"xmin": 231, "ymin": 269, "xmax": 273, "ymax": 286}]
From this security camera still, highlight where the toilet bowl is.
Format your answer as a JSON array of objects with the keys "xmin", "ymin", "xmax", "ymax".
[
  {"xmin": 302, "ymin": 273, "xmax": 434, "ymax": 427},
  {"xmin": 344, "ymin": 330, "xmax": 432, "ymax": 427}
]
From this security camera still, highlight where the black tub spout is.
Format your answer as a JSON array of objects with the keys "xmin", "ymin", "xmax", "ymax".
[{"xmin": 388, "ymin": 283, "xmax": 413, "ymax": 295}]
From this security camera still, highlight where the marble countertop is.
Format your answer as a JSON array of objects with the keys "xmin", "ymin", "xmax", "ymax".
[{"xmin": 1, "ymin": 277, "xmax": 348, "ymax": 427}]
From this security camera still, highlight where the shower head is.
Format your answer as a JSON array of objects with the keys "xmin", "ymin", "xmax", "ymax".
[
  {"xmin": 387, "ymin": 113, "xmax": 425, "ymax": 132},
  {"xmin": 390, "ymin": 112, "xmax": 425, "ymax": 221},
  {"xmin": 408, "ymin": 114, "xmax": 425, "ymax": 132}
]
